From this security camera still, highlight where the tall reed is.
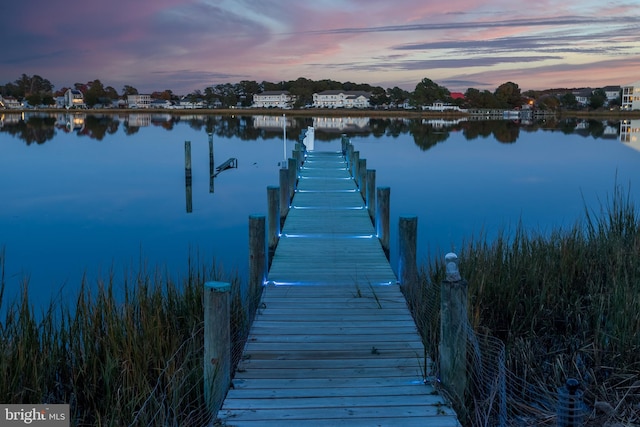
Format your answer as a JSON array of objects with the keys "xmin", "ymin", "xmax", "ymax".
[
  {"xmin": 0, "ymin": 254, "xmax": 243, "ymax": 426},
  {"xmin": 414, "ymin": 184, "xmax": 640, "ymax": 422}
]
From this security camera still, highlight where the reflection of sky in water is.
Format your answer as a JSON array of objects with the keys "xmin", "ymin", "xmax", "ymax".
[{"xmin": 1, "ymin": 118, "xmax": 639, "ymax": 310}]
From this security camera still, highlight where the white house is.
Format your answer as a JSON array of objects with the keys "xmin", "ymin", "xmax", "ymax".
[
  {"xmin": 312, "ymin": 90, "xmax": 371, "ymax": 108},
  {"xmin": 64, "ymin": 89, "xmax": 86, "ymax": 109},
  {"xmin": 602, "ymin": 85, "xmax": 621, "ymax": 105},
  {"xmin": 127, "ymin": 94, "xmax": 151, "ymax": 109},
  {"xmin": 621, "ymin": 81, "xmax": 640, "ymax": 110},
  {"xmin": 253, "ymin": 91, "xmax": 295, "ymax": 108},
  {"xmin": 0, "ymin": 96, "xmax": 22, "ymax": 109},
  {"xmin": 572, "ymin": 88, "xmax": 593, "ymax": 107}
]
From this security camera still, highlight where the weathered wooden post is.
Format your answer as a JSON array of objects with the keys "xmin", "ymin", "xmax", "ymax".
[
  {"xmin": 267, "ymin": 186, "xmax": 280, "ymax": 263},
  {"xmin": 204, "ymin": 281, "xmax": 231, "ymax": 415},
  {"xmin": 351, "ymin": 151, "xmax": 359, "ymax": 179},
  {"xmin": 341, "ymin": 134, "xmax": 348, "ymax": 154},
  {"xmin": 185, "ymin": 141, "xmax": 192, "ymax": 213},
  {"xmin": 249, "ymin": 215, "xmax": 266, "ymax": 316},
  {"xmin": 287, "ymin": 157, "xmax": 297, "ymax": 199},
  {"xmin": 366, "ymin": 169, "xmax": 376, "ymax": 222},
  {"xmin": 398, "ymin": 216, "xmax": 418, "ymax": 296},
  {"xmin": 279, "ymin": 167, "xmax": 289, "ymax": 223},
  {"xmin": 208, "ymin": 132, "xmax": 214, "ymax": 193},
  {"xmin": 376, "ymin": 187, "xmax": 390, "ymax": 258},
  {"xmin": 439, "ymin": 252, "xmax": 468, "ymax": 403},
  {"xmin": 358, "ymin": 158, "xmax": 367, "ymax": 197},
  {"xmin": 346, "ymin": 142, "xmax": 354, "ymax": 164}
]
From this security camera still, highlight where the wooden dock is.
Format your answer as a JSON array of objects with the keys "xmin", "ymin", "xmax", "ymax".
[{"xmin": 217, "ymin": 150, "xmax": 461, "ymax": 426}]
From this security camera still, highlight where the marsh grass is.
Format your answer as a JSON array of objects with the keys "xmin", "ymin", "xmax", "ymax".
[
  {"xmin": 0, "ymin": 254, "xmax": 245, "ymax": 426},
  {"xmin": 413, "ymin": 184, "xmax": 640, "ymax": 424}
]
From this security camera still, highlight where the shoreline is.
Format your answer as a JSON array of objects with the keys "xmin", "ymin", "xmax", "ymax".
[{"xmin": 4, "ymin": 107, "xmax": 640, "ymax": 119}]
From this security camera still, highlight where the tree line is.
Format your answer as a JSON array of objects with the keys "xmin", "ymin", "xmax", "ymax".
[{"xmin": 0, "ymin": 74, "xmax": 615, "ymax": 111}]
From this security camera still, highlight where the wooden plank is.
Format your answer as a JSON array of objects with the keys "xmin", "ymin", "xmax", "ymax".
[
  {"xmin": 225, "ymin": 384, "xmax": 438, "ymax": 399},
  {"xmin": 214, "ymin": 417, "xmax": 460, "ymax": 427},
  {"xmin": 218, "ymin": 405, "xmax": 458, "ymax": 421},
  {"xmin": 222, "ymin": 394, "xmax": 447, "ymax": 410}
]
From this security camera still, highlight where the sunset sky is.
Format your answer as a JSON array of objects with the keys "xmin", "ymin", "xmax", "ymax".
[{"xmin": 2, "ymin": 0, "xmax": 639, "ymax": 95}]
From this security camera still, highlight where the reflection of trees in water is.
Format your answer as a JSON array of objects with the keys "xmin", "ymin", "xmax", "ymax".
[
  {"xmin": 0, "ymin": 114, "xmax": 622, "ymax": 147},
  {"xmin": 1, "ymin": 116, "xmax": 56, "ymax": 145},
  {"xmin": 409, "ymin": 121, "xmax": 449, "ymax": 151},
  {"xmin": 78, "ymin": 115, "xmax": 120, "ymax": 140}
]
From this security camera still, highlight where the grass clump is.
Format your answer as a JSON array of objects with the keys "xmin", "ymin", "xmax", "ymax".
[
  {"xmin": 413, "ymin": 185, "xmax": 640, "ymax": 425},
  {"xmin": 0, "ymin": 255, "xmax": 247, "ymax": 426}
]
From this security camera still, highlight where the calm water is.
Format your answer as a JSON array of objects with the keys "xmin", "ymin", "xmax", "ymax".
[{"xmin": 1, "ymin": 113, "xmax": 639, "ymax": 309}]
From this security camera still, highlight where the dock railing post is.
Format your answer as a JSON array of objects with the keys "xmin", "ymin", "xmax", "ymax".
[
  {"xmin": 204, "ymin": 281, "xmax": 231, "ymax": 417},
  {"xmin": 351, "ymin": 151, "xmax": 359, "ymax": 179},
  {"xmin": 439, "ymin": 252, "xmax": 468, "ymax": 403},
  {"xmin": 366, "ymin": 169, "xmax": 376, "ymax": 222},
  {"xmin": 358, "ymin": 158, "xmax": 367, "ymax": 198},
  {"xmin": 346, "ymin": 142, "xmax": 354, "ymax": 164},
  {"xmin": 249, "ymin": 215, "xmax": 266, "ymax": 318},
  {"xmin": 279, "ymin": 167, "xmax": 289, "ymax": 223},
  {"xmin": 287, "ymin": 157, "xmax": 297, "ymax": 199},
  {"xmin": 398, "ymin": 216, "xmax": 418, "ymax": 296},
  {"xmin": 267, "ymin": 186, "xmax": 280, "ymax": 262},
  {"xmin": 376, "ymin": 187, "xmax": 390, "ymax": 258}
]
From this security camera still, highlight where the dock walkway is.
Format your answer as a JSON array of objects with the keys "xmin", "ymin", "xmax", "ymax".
[{"xmin": 217, "ymin": 150, "xmax": 461, "ymax": 426}]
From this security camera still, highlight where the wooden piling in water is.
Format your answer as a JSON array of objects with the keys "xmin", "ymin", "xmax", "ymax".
[
  {"xmin": 248, "ymin": 215, "xmax": 266, "ymax": 317},
  {"xmin": 208, "ymin": 133, "xmax": 214, "ymax": 193},
  {"xmin": 376, "ymin": 186, "xmax": 390, "ymax": 257},
  {"xmin": 204, "ymin": 281, "xmax": 230, "ymax": 416},
  {"xmin": 185, "ymin": 141, "xmax": 192, "ymax": 213}
]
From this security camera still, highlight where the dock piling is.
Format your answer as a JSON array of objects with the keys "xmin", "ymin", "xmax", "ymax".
[{"xmin": 204, "ymin": 281, "xmax": 231, "ymax": 415}]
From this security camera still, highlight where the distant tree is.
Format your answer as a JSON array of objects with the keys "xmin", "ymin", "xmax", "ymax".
[
  {"xmin": 122, "ymin": 85, "xmax": 138, "ymax": 96},
  {"xmin": 25, "ymin": 93, "xmax": 42, "ymax": 106},
  {"xmin": 411, "ymin": 78, "xmax": 450, "ymax": 107},
  {"xmin": 494, "ymin": 81, "xmax": 522, "ymax": 109},
  {"xmin": 236, "ymin": 80, "xmax": 260, "ymax": 106},
  {"xmin": 589, "ymin": 88, "xmax": 607, "ymax": 110},
  {"xmin": 560, "ymin": 93, "xmax": 578, "ymax": 110},
  {"xmin": 84, "ymin": 79, "xmax": 107, "ymax": 107},
  {"xmin": 104, "ymin": 86, "xmax": 119, "ymax": 101},
  {"xmin": 386, "ymin": 86, "xmax": 409, "ymax": 107},
  {"xmin": 536, "ymin": 95, "xmax": 560, "ymax": 111},
  {"xmin": 368, "ymin": 86, "xmax": 388, "ymax": 107},
  {"xmin": 12, "ymin": 74, "xmax": 53, "ymax": 102},
  {"xmin": 74, "ymin": 82, "xmax": 88, "ymax": 92},
  {"xmin": 151, "ymin": 90, "xmax": 174, "ymax": 101},
  {"xmin": 464, "ymin": 88, "xmax": 499, "ymax": 108}
]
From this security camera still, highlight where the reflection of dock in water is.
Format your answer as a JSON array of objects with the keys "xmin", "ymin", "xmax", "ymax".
[{"xmin": 213, "ymin": 158, "xmax": 238, "ymax": 177}]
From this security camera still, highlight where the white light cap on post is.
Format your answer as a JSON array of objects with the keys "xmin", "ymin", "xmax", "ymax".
[{"xmin": 445, "ymin": 252, "xmax": 462, "ymax": 282}]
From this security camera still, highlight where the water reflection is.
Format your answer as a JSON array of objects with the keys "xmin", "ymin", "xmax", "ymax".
[
  {"xmin": 2, "ymin": 111, "xmax": 639, "ymax": 312},
  {"xmin": 0, "ymin": 112, "xmax": 633, "ymax": 148}
]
